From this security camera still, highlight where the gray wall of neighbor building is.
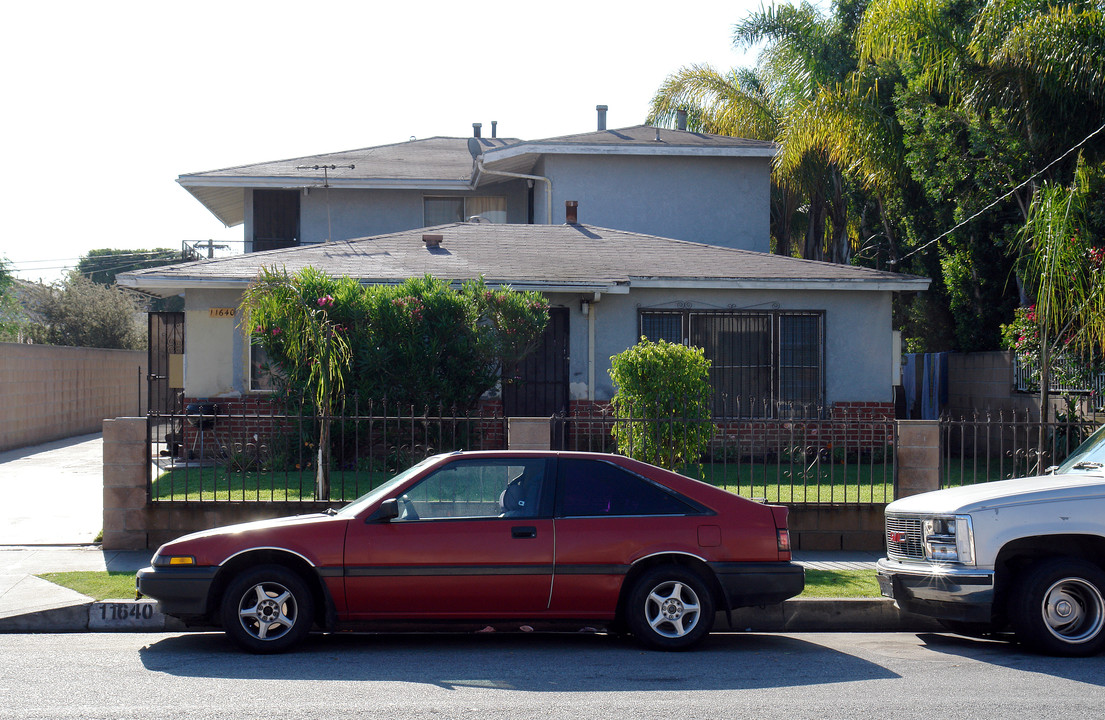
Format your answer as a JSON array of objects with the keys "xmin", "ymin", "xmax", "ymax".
[
  {"xmin": 244, "ymin": 183, "xmax": 531, "ymax": 248},
  {"xmin": 533, "ymin": 155, "xmax": 772, "ymax": 252}
]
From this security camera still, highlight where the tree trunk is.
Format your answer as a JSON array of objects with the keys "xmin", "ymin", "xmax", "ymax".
[{"xmin": 316, "ymin": 412, "xmax": 331, "ymax": 501}]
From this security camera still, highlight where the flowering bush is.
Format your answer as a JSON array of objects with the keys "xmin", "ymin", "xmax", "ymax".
[{"xmin": 242, "ymin": 269, "xmax": 549, "ymax": 410}]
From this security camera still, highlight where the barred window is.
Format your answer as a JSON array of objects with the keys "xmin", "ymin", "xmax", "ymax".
[{"xmin": 640, "ymin": 310, "xmax": 824, "ymax": 417}]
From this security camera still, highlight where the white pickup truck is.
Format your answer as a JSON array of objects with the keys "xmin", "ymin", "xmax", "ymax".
[{"xmin": 878, "ymin": 424, "xmax": 1105, "ymax": 656}]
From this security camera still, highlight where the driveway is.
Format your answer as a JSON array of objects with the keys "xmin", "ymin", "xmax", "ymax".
[{"xmin": 0, "ymin": 433, "xmax": 103, "ymax": 545}]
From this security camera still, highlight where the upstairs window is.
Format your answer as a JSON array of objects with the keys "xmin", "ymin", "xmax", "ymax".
[
  {"xmin": 640, "ymin": 310, "xmax": 824, "ymax": 417},
  {"xmin": 424, "ymin": 196, "xmax": 506, "ymax": 226}
]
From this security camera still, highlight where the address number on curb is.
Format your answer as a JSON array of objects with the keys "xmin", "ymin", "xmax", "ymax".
[
  {"xmin": 89, "ymin": 601, "xmax": 165, "ymax": 631},
  {"xmin": 100, "ymin": 603, "xmax": 155, "ymax": 621}
]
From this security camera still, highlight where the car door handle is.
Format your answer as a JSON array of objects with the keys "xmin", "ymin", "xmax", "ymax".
[{"xmin": 511, "ymin": 526, "xmax": 537, "ymax": 539}]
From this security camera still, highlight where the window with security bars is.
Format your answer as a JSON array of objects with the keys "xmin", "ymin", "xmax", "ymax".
[{"xmin": 639, "ymin": 310, "xmax": 824, "ymax": 417}]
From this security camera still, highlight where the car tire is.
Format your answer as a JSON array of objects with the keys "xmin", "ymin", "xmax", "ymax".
[
  {"xmin": 1009, "ymin": 558, "xmax": 1105, "ymax": 657},
  {"xmin": 220, "ymin": 564, "xmax": 315, "ymax": 654},
  {"xmin": 625, "ymin": 566, "xmax": 715, "ymax": 651}
]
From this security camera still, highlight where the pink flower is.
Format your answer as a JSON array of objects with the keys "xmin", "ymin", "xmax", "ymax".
[
  {"xmin": 317, "ymin": 295, "xmax": 334, "ymax": 307},
  {"xmin": 271, "ymin": 327, "xmax": 282, "ymax": 336}
]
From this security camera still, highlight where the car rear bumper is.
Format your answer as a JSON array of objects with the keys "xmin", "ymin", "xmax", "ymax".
[
  {"xmin": 877, "ymin": 558, "xmax": 994, "ymax": 623},
  {"xmin": 136, "ymin": 565, "xmax": 219, "ymax": 617},
  {"xmin": 709, "ymin": 561, "xmax": 805, "ymax": 608}
]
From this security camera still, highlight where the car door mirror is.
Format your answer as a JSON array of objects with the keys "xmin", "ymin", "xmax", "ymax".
[{"xmin": 368, "ymin": 498, "xmax": 399, "ymax": 523}]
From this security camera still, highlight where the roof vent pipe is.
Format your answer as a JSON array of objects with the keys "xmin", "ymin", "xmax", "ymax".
[
  {"xmin": 473, "ymin": 123, "xmax": 482, "ymax": 138},
  {"xmin": 491, "ymin": 120, "xmax": 498, "ymax": 138},
  {"xmin": 422, "ymin": 233, "xmax": 443, "ymax": 248},
  {"xmin": 596, "ymin": 105, "xmax": 608, "ymax": 131},
  {"xmin": 676, "ymin": 109, "xmax": 687, "ymax": 131},
  {"xmin": 565, "ymin": 200, "xmax": 579, "ymax": 225}
]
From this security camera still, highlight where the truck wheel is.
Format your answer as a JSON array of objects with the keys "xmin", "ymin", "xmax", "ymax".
[
  {"xmin": 220, "ymin": 564, "xmax": 315, "ymax": 654},
  {"xmin": 1010, "ymin": 558, "xmax": 1105, "ymax": 656},
  {"xmin": 625, "ymin": 566, "xmax": 715, "ymax": 651}
]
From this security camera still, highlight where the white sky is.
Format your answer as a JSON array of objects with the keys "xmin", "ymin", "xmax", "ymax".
[{"xmin": 2, "ymin": 0, "xmax": 771, "ymax": 282}]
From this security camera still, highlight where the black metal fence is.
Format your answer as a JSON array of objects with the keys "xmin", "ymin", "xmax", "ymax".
[
  {"xmin": 940, "ymin": 410, "xmax": 1100, "ymax": 487},
  {"xmin": 148, "ymin": 398, "xmax": 507, "ymax": 503},
  {"xmin": 147, "ymin": 398, "xmax": 898, "ymax": 506},
  {"xmin": 564, "ymin": 403, "xmax": 896, "ymax": 505}
]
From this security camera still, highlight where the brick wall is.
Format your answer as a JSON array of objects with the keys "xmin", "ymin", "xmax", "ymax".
[{"xmin": 1, "ymin": 343, "xmax": 146, "ymax": 452}]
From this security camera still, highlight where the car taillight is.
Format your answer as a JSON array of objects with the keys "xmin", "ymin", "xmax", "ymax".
[{"xmin": 777, "ymin": 528, "xmax": 791, "ymax": 553}]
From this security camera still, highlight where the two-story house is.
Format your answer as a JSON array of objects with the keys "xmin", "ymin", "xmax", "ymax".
[{"xmin": 120, "ymin": 109, "xmax": 927, "ymax": 429}]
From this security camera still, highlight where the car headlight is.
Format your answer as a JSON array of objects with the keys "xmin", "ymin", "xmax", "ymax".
[{"xmin": 922, "ymin": 515, "xmax": 974, "ymax": 565}]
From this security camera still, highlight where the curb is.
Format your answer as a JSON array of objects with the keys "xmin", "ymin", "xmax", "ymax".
[
  {"xmin": 0, "ymin": 600, "xmax": 187, "ymax": 634},
  {"xmin": 0, "ymin": 597, "xmax": 939, "ymax": 635}
]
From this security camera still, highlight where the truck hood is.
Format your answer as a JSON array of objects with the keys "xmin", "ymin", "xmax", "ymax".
[{"xmin": 887, "ymin": 471, "xmax": 1105, "ymax": 515}]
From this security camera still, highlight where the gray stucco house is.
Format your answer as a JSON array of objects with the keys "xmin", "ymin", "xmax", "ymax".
[{"xmin": 122, "ymin": 113, "xmax": 927, "ymax": 424}]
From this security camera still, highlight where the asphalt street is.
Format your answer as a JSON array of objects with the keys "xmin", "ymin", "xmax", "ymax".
[{"xmin": 2, "ymin": 631, "xmax": 1103, "ymax": 719}]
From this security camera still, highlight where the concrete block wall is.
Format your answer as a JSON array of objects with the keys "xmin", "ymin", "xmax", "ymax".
[{"xmin": 1, "ymin": 343, "xmax": 145, "ymax": 452}]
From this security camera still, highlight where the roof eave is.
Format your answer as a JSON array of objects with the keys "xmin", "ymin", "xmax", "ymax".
[
  {"xmin": 627, "ymin": 278, "xmax": 932, "ymax": 291},
  {"xmin": 482, "ymin": 143, "xmax": 778, "ymax": 165}
]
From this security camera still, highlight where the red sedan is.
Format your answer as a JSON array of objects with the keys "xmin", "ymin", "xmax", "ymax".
[{"xmin": 137, "ymin": 451, "xmax": 803, "ymax": 653}]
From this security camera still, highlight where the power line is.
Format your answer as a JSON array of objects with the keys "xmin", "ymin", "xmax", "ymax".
[{"xmin": 890, "ymin": 120, "xmax": 1105, "ymax": 267}]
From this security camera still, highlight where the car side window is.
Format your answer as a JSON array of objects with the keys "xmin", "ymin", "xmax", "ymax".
[
  {"xmin": 399, "ymin": 458, "xmax": 547, "ymax": 520},
  {"xmin": 556, "ymin": 458, "xmax": 699, "ymax": 517}
]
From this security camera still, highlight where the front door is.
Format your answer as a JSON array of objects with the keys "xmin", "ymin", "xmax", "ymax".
[{"xmin": 502, "ymin": 307, "xmax": 570, "ymax": 447}]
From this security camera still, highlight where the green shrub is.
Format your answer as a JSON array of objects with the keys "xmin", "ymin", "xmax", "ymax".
[{"xmin": 608, "ymin": 338, "xmax": 715, "ymax": 470}]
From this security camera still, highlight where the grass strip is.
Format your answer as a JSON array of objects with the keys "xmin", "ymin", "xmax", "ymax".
[
  {"xmin": 40, "ymin": 568, "xmax": 880, "ymax": 602},
  {"xmin": 38, "ymin": 571, "xmax": 137, "ymax": 601}
]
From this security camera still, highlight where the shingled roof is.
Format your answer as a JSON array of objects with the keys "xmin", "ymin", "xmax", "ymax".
[{"xmin": 119, "ymin": 223, "xmax": 928, "ymax": 296}]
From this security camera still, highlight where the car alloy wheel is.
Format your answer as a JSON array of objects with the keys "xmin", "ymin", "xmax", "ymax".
[
  {"xmin": 220, "ymin": 564, "xmax": 315, "ymax": 653},
  {"xmin": 626, "ymin": 566, "xmax": 715, "ymax": 651}
]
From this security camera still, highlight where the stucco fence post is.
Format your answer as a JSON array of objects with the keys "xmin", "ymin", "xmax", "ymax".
[
  {"xmin": 895, "ymin": 420, "xmax": 941, "ymax": 498},
  {"xmin": 102, "ymin": 417, "xmax": 150, "ymax": 551}
]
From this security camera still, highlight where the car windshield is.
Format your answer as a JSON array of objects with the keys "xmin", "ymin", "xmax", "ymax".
[
  {"xmin": 1054, "ymin": 424, "xmax": 1105, "ymax": 474},
  {"xmin": 336, "ymin": 455, "xmax": 443, "ymax": 517}
]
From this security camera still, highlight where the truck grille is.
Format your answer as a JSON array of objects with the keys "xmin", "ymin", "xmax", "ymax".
[{"xmin": 885, "ymin": 515, "xmax": 925, "ymax": 561}]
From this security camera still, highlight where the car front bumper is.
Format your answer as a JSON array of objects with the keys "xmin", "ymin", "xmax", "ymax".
[
  {"xmin": 877, "ymin": 558, "xmax": 994, "ymax": 623},
  {"xmin": 710, "ymin": 561, "xmax": 806, "ymax": 609},
  {"xmin": 136, "ymin": 565, "xmax": 219, "ymax": 618}
]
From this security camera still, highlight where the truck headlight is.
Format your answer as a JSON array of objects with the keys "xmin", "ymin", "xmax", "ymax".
[{"xmin": 922, "ymin": 515, "xmax": 974, "ymax": 565}]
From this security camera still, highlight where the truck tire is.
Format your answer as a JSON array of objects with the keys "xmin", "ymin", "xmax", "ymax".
[{"xmin": 1010, "ymin": 558, "xmax": 1105, "ymax": 657}]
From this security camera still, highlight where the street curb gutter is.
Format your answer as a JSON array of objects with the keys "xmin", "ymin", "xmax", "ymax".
[{"xmin": 0, "ymin": 597, "xmax": 940, "ymax": 634}]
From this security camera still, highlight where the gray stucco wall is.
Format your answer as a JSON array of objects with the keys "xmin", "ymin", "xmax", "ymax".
[
  {"xmin": 181, "ymin": 285, "xmax": 895, "ymax": 408},
  {"xmin": 567, "ymin": 287, "xmax": 895, "ymax": 406},
  {"xmin": 245, "ymin": 183, "xmax": 531, "ymax": 247},
  {"xmin": 533, "ymin": 154, "xmax": 772, "ymax": 252}
]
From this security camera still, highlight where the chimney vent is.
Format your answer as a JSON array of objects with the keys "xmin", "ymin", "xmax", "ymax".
[
  {"xmin": 596, "ymin": 105, "xmax": 608, "ymax": 131},
  {"xmin": 491, "ymin": 120, "xmax": 498, "ymax": 138},
  {"xmin": 565, "ymin": 200, "xmax": 579, "ymax": 225},
  {"xmin": 676, "ymin": 109, "xmax": 687, "ymax": 131},
  {"xmin": 472, "ymin": 123, "xmax": 482, "ymax": 138},
  {"xmin": 422, "ymin": 233, "xmax": 444, "ymax": 248}
]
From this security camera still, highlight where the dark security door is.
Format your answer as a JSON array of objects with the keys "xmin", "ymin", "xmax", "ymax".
[{"xmin": 501, "ymin": 307, "xmax": 569, "ymax": 446}]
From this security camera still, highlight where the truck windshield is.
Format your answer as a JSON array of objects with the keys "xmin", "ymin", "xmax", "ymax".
[{"xmin": 1055, "ymin": 424, "xmax": 1105, "ymax": 474}]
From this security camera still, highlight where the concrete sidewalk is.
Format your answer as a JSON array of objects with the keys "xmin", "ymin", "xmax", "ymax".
[{"xmin": 0, "ymin": 434, "xmax": 940, "ymax": 635}]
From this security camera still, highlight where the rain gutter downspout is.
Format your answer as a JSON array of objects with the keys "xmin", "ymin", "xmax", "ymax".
[{"xmin": 475, "ymin": 159, "xmax": 553, "ymax": 224}]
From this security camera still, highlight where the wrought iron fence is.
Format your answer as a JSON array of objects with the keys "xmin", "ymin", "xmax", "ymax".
[
  {"xmin": 940, "ymin": 409, "xmax": 1100, "ymax": 487},
  {"xmin": 148, "ymin": 397, "xmax": 898, "ymax": 506},
  {"xmin": 148, "ymin": 397, "xmax": 506, "ymax": 503},
  {"xmin": 567, "ymin": 403, "xmax": 896, "ymax": 505}
]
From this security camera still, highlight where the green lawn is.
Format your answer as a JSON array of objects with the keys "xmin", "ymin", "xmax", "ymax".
[
  {"xmin": 42, "ymin": 568, "xmax": 880, "ymax": 601},
  {"xmin": 151, "ymin": 467, "xmax": 393, "ymax": 502}
]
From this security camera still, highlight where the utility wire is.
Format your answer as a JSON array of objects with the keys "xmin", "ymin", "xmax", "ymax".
[{"xmin": 891, "ymin": 119, "xmax": 1105, "ymax": 267}]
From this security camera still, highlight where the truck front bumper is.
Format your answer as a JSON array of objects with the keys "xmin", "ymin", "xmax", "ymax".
[{"xmin": 877, "ymin": 558, "xmax": 994, "ymax": 623}]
